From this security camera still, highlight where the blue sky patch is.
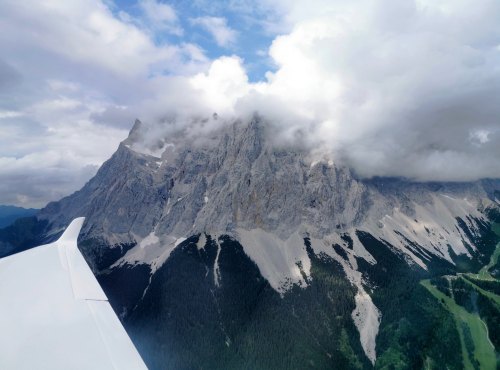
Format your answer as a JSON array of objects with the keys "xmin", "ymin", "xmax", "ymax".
[{"xmin": 111, "ymin": 0, "xmax": 277, "ymax": 81}]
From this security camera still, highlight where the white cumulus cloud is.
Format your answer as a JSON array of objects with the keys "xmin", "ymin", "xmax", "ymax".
[
  {"xmin": 186, "ymin": 0, "xmax": 500, "ymax": 182},
  {"xmin": 138, "ymin": 0, "xmax": 183, "ymax": 35},
  {"xmin": 191, "ymin": 16, "xmax": 238, "ymax": 47}
]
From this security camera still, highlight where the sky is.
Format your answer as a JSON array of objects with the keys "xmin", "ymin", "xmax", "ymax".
[{"xmin": 0, "ymin": 0, "xmax": 499, "ymax": 208}]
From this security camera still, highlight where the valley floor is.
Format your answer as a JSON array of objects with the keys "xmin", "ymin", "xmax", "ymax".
[{"xmin": 421, "ymin": 235, "xmax": 500, "ymax": 370}]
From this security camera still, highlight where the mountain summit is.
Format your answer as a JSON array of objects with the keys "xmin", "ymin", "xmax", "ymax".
[{"xmin": 2, "ymin": 117, "xmax": 500, "ymax": 369}]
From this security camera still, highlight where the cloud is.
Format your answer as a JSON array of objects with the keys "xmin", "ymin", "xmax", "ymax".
[
  {"xmin": 167, "ymin": 0, "xmax": 500, "ymax": 182},
  {"xmin": 138, "ymin": 0, "xmax": 183, "ymax": 36},
  {"xmin": 190, "ymin": 56, "xmax": 249, "ymax": 112},
  {"xmin": 0, "ymin": 0, "xmax": 210, "ymax": 207},
  {"xmin": 187, "ymin": 0, "xmax": 500, "ymax": 182},
  {"xmin": 0, "ymin": 59, "xmax": 21, "ymax": 91},
  {"xmin": 191, "ymin": 16, "xmax": 238, "ymax": 47},
  {"xmin": 1, "ymin": 0, "xmax": 500, "ymax": 207},
  {"xmin": 0, "ymin": 112, "xmax": 124, "ymax": 208},
  {"xmin": 0, "ymin": 86, "xmax": 130, "ymax": 206},
  {"xmin": 470, "ymin": 129, "xmax": 491, "ymax": 145},
  {"xmin": 250, "ymin": 0, "xmax": 500, "ymax": 181}
]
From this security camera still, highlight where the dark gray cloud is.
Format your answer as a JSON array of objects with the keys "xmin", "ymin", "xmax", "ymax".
[
  {"xmin": 0, "ymin": 163, "xmax": 98, "ymax": 208},
  {"xmin": 0, "ymin": 59, "xmax": 21, "ymax": 91}
]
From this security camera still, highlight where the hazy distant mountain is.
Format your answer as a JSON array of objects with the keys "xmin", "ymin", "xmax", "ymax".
[
  {"xmin": 1, "ymin": 117, "xmax": 499, "ymax": 369},
  {"xmin": 0, "ymin": 205, "xmax": 38, "ymax": 228}
]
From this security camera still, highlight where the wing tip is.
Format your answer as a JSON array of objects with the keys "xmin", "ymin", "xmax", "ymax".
[{"xmin": 59, "ymin": 217, "xmax": 85, "ymax": 242}]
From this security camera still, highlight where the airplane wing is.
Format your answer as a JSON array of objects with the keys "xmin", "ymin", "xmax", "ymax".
[{"xmin": 0, "ymin": 218, "xmax": 147, "ymax": 370}]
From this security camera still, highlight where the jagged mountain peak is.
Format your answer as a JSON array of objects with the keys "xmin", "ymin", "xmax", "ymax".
[{"xmin": 39, "ymin": 116, "xmax": 497, "ymax": 256}]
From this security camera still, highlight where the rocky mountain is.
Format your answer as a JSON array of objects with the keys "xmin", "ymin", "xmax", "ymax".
[{"xmin": 1, "ymin": 116, "xmax": 500, "ymax": 369}]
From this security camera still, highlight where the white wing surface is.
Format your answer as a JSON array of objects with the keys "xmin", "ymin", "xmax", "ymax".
[{"xmin": 0, "ymin": 217, "xmax": 147, "ymax": 370}]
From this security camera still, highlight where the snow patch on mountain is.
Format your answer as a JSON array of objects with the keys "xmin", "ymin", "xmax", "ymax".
[
  {"xmin": 213, "ymin": 236, "xmax": 222, "ymax": 286},
  {"xmin": 350, "ymin": 231, "xmax": 377, "ymax": 264},
  {"xmin": 150, "ymin": 237, "xmax": 186, "ymax": 273},
  {"xmin": 309, "ymin": 236, "xmax": 380, "ymax": 364},
  {"xmin": 236, "ymin": 228, "xmax": 311, "ymax": 294},
  {"xmin": 124, "ymin": 142, "xmax": 165, "ymax": 158},
  {"xmin": 112, "ymin": 233, "xmax": 186, "ymax": 273},
  {"xmin": 352, "ymin": 291, "xmax": 380, "ymax": 364},
  {"xmin": 197, "ymin": 233, "xmax": 207, "ymax": 250},
  {"xmin": 139, "ymin": 232, "xmax": 159, "ymax": 249},
  {"xmin": 361, "ymin": 194, "xmax": 485, "ymax": 269}
]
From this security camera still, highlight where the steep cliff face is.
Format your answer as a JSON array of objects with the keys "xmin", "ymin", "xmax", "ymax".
[
  {"xmin": 6, "ymin": 117, "xmax": 500, "ymax": 369},
  {"xmin": 40, "ymin": 118, "xmax": 370, "ymax": 241},
  {"xmin": 38, "ymin": 117, "xmax": 497, "ymax": 272}
]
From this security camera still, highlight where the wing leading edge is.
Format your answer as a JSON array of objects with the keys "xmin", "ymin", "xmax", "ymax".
[{"xmin": 0, "ymin": 218, "xmax": 147, "ymax": 370}]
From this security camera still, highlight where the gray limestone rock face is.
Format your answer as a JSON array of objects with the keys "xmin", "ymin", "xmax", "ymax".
[
  {"xmin": 38, "ymin": 117, "xmax": 374, "ymax": 243},
  {"xmin": 38, "ymin": 116, "xmax": 499, "ymax": 253}
]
